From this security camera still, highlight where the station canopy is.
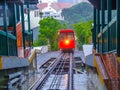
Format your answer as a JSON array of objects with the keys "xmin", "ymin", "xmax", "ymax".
[
  {"xmin": 0, "ymin": 0, "xmax": 38, "ymax": 4},
  {"xmin": 88, "ymin": 0, "xmax": 116, "ymax": 10}
]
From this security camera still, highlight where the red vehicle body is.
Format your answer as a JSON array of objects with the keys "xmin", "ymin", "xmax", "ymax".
[{"xmin": 58, "ymin": 29, "xmax": 75, "ymax": 53}]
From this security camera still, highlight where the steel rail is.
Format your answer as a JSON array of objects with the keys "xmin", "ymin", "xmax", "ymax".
[
  {"xmin": 55, "ymin": 54, "xmax": 67, "ymax": 89},
  {"xmin": 49, "ymin": 53, "xmax": 67, "ymax": 89},
  {"xmin": 28, "ymin": 54, "xmax": 63, "ymax": 90},
  {"xmin": 68, "ymin": 53, "xmax": 73, "ymax": 90}
]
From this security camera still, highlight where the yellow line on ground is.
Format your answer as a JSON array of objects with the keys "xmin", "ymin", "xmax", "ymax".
[{"xmin": 0, "ymin": 56, "xmax": 2, "ymax": 69}]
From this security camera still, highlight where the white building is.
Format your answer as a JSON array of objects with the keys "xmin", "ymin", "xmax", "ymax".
[
  {"xmin": 38, "ymin": 0, "xmax": 58, "ymax": 3},
  {"xmin": 37, "ymin": 2, "xmax": 72, "ymax": 20},
  {"xmin": 24, "ymin": 5, "xmax": 40, "ymax": 30},
  {"xmin": 24, "ymin": 5, "xmax": 40, "ymax": 41}
]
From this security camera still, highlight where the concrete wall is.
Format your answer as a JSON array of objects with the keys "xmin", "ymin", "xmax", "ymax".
[{"xmin": 1, "ymin": 56, "xmax": 29, "ymax": 69}]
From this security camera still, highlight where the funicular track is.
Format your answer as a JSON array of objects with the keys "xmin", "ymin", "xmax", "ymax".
[{"xmin": 29, "ymin": 53, "xmax": 73, "ymax": 90}]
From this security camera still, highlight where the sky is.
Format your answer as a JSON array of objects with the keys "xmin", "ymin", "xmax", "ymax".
[
  {"xmin": 38, "ymin": 0, "xmax": 88, "ymax": 3},
  {"xmin": 39, "ymin": 0, "xmax": 57, "ymax": 3}
]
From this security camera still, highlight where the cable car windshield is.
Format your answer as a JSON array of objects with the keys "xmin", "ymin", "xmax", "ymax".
[{"xmin": 59, "ymin": 32, "xmax": 74, "ymax": 40}]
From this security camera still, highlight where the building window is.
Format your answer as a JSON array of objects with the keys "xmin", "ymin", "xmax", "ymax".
[
  {"xmin": 34, "ymin": 11, "xmax": 39, "ymax": 17},
  {"xmin": 45, "ymin": 12, "xmax": 50, "ymax": 15}
]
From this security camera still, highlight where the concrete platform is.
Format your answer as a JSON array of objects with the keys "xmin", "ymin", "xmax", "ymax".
[
  {"xmin": 0, "ymin": 56, "xmax": 29, "ymax": 70},
  {"xmin": 37, "ymin": 51, "xmax": 61, "ymax": 70}
]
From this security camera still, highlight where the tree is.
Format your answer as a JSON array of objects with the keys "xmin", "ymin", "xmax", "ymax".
[
  {"xmin": 33, "ymin": 34, "xmax": 48, "ymax": 46},
  {"xmin": 73, "ymin": 20, "xmax": 93, "ymax": 49},
  {"xmin": 39, "ymin": 12, "xmax": 43, "ymax": 18},
  {"xmin": 61, "ymin": 2, "xmax": 93, "ymax": 28}
]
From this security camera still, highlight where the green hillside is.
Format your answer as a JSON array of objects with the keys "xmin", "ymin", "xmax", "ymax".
[{"xmin": 61, "ymin": 2, "xmax": 93, "ymax": 26}]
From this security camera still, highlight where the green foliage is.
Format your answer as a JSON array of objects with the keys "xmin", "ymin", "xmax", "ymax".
[
  {"xmin": 33, "ymin": 34, "xmax": 48, "ymax": 47},
  {"xmin": 59, "ymin": 20, "xmax": 68, "ymax": 29},
  {"xmin": 39, "ymin": 12, "xmax": 43, "ymax": 18},
  {"xmin": 34, "ymin": 17, "xmax": 68, "ymax": 51},
  {"xmin": 61, "ymin": 2, "xmax": 93, "ymax": 28},
  {"xmin": 73, "ymin": 20, "xmax": 93, "ymax": 49}
]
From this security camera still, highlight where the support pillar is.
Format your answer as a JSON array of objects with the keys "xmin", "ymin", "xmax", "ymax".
[
  {"xmin": 107, "ymin": 0, "xmax": 111, "ymax": 52},
  {"xmin": 101, "ymin": 0, "xmax": 105, "ymax": 52},
  {"xmin": 16, "ymin": 4, "xmax": 20, "ymax": 23},
  {"xmin": 21, "ymin": 4, "xmax": 26, "ymax": 50},
  {"xmin": 96, "ymin": 9, "xmax": 100, "ymax": 52},
  {"xmin": 93, "ymin": 8, "xmax": 96, "ymax": 49},
  {"xmin": 116, "ymin": 0, "xmax": 120, "ymax": 55},
  {"xmin": 27, "ymin": 3, "xmax": 31, "ymax": 47},
  {"xmin": 3, "ymin": 0, "xmax": 9, "ymax": 55},
  {"xmin": 13, "ymin": 3, "xmax": 18, "ymax": 56}
]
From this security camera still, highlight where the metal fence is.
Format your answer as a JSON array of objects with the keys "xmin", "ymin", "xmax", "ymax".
[
  {"xmin": 98, "ymin": 17, "xmax": 117, "ymax": 53},
  {"xmin": 0, "ymin": 30, "xmax": 17, "ymax": 56}
]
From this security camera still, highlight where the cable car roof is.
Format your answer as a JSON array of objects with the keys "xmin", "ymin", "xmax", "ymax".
[
  {"xmin": 88, "ymin": 0, "xmax": 116, "ymax": 10},
  {"xmin": 0, "ymin": 0, "xmax": 38, "ymax": 4},
  {"xmin": 59, "ymin": 29, "xmax": 74, "ymax": 33}
]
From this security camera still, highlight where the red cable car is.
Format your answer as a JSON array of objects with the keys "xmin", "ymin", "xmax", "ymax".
[{"xmin": 58, "ymin": 29, "xmax": 76, "ymax": 53}]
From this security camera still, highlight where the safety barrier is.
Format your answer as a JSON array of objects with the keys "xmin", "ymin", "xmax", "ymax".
[{"xmin": 4, "ymin": 71, "xmax": 22, "ymax": 90}]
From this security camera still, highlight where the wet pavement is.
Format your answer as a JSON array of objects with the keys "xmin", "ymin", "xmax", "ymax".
[
  {"xmin": 42, "ymin": 74, "xmax": 68, "ymax": 90},
  {"xmin": 74, "ymin": 72, "xmax": 96, "ymax": 90},
  {"xmin": 20, "ymin": 51, "xmax": 60, "ymax": 90},
  {"xmin": 20, "ymin": 72, "xmax": 40, "ymax": 90},
  {"xmin": 21, "ymin": 70, "xmax": 105, "ymax": 90},
  {"xmin": 20, "ymin": 51, "xmax": 106, "ymax": 90}
]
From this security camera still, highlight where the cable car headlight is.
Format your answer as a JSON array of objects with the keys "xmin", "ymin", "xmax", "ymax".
[{"xmin": 65, "ymin": 39, "xmax": 70, "ymax": 45}]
